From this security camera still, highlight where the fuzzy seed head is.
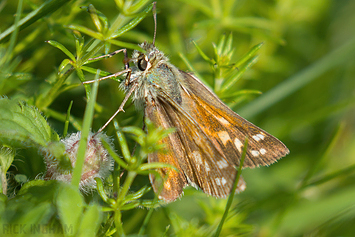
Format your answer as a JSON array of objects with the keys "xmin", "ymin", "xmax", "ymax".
[{"xmin": 44, "ymin": 131, "xmax": 114, "ymax": 192}]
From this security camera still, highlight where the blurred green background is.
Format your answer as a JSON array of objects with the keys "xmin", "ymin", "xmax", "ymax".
[{"xmin": 1, "ymin": 0, "xmax": 355, "ymax": 236}]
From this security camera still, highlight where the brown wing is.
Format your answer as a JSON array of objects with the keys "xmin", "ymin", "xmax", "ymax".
[
  {"xmin": 179, "ymin": 70, "xmax": 289, "ymax": 168},
  {"xmin": 145, "ymin": 95, "xmax": 246, "ymax": 202},
  {"xmin": 145, "ymin": 100, "xmax": 188, "ymax": 202},
  {"xmin": 144, "ymin": 70, "xmax": 288, "ymax": 202}
]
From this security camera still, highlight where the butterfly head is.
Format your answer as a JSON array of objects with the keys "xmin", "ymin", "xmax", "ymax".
[{"xmin": 130, "ymin": 42, "xmax": 168, "ymax": 74}]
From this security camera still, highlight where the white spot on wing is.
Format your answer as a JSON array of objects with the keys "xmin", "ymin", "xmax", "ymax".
[
  {"xmin": 217, "ymin": 160, "xmax": 228, "ymax": 169},
  {"xmin": 218, "ymin": 131, "xmax": 231, "ymax": 146},
  {"xmin": 221, "ymin": 177, "xmax": 227, "ymax": 185},
  {"xmin": 205, "ymin": 161, "xmax": 210, "ymax": 173},
  {"xmin": 192, "ymin": 151, "xmax": 202, "ymax": 164},
  {"xmin": 215, "ymin": 177, "xmax": 227, "ymax": 186},
  {"xmin": 234, "ymin": 138, "xmax": 243, "ymax": 152},
  {"xmin": 260, "ymin": 148, "xmax": 267, "ymax": 155},
  {"xmin": 252, "ymin": 135, "xmax": 260, "ymax": 141},
  {"xmin": 216, "ymin": 116, "xmax": 230, "ymax": 126},
  {"xmin": 192, "ymin": 151, "xmax": 203, "ymax": 170},
  {"xmin": 252, "ymin": 133, "xmax": 265, "ymax": 141},
  {"xmin": 237, "ymin": 178, "xmax": 246, "ymax": 191},
  {"xmin": 186, "ymin": 176, "xmax": 199, "ymax": 190},
  {"xmin": 251, "ymin": 150, "xmax": 260, "ymax": 157}
]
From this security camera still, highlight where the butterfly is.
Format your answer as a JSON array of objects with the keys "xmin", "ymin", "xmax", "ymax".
[
  {"xmin": 83, "ymin": 2, "xmax": 289, "ymax": 202},
  {"xmin": 85, "ymin": 40, "xmax": 289, "ymax": 202},
  {"xmin": 123, "ymin": 42, "xmax": 289, "ymax": 202}
]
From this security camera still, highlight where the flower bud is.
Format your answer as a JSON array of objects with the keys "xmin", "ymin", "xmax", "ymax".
[{"xmin": 45, "ymin": 131, "xmax": 114, "ymax": 192}]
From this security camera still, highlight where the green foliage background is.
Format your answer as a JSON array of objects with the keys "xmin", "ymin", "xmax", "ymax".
[{"xmin": 1, "ymin": 0, "xmax": 355, "ymax": 236}]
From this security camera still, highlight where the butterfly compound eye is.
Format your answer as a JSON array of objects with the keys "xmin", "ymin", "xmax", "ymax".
[{"xmin": 138, "ymin": 57, "xmax": 148, "ymax": 71}]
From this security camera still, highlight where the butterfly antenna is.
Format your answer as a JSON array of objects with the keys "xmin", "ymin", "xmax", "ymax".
[{"xmin": 152, "ymin": 2, "xmax": 157, "ymax": 46}]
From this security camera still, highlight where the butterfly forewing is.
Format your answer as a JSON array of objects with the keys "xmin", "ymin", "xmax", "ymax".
[{"xmin": 179, "ymin": 71, "xmax": 290, "ymax": 168}]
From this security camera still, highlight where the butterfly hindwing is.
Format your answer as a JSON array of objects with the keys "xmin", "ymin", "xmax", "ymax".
[
  {"xmin": 145, "ymin": 90, "xmax": 246, "ymax": 201},
  {"xmin": 160, "ymin": 95, "xmax": 247, "ymax": 197},
  {"xmin": 145, "ymin": 101, "xmax": 188, "ymax": 202}
]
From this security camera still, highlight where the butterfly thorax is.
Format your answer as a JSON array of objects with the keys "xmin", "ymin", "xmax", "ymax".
[{"xmin": 123, "ymin": 42, "xmax": 183, "ymax": 108}]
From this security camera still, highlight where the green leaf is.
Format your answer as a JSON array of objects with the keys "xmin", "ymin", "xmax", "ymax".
[
  {"xmin": 0, "ymin": 146, "xmax": 15, "ymax": 195},
  {"xmin": 17, "ymin": 179, "xmax": 58, "ymax": 196},
  {"xmin": 220, "ymin": 56, "xmax": 258, "ymax": 93},
  {"xmin": 124, "ymin": 0, "xmax": 151, "ymax": 14},
  {"xmin": 66, "ymin": 25, "xmax": 103, "ymax": 40},
  {"xmin": 109, "ymin": 3, "xmax": 154, "ymax": 39},
  {"xmin": 139, "ymin": 162, "xmax": 178, "ymax": 171},
  {"xmin": 95, "ymin": 178, "xmax": 109, "ymax": 203},
  {"xmin": 102, "ymin": 139, "xmax": 128, "ymax": 169},
  {"xmin": 14, "ymin": 174, "xmax": 28, "ymax": 183},
  {"xmin": 192, "ymin": 40, "xmax": 215, "ymax": 64},
  {"xmin": 216, "ymin": 34, "xmax": 226, "ymax": 57},
  {"xmin": 81, "ymin": 66, "xmax": 112, "ymax": 78},
  {"xmin": 3, "ymin": 180, "xmax": 60, "ymax": 226},
  {"xmin": 220, "ymin": 89, "xmax": 262, "ymax": 99},
  {"xmin": 0, "ymin": 0, "xmax": 71, "ymax": 42},
  {"xmin": 46, "ymin": 40, "xmax": 76, "ymax": 61},
  {"xmin": 59, "ymin": 59, "xmax": 73, "ymax": 73},
  {"xmin": 179, "ymin": 52, "xmax": 208, "ymax": 86},
  {"xmin": 236, "ymin": 42, "xmax": 263, "ymax": 68},
  {"xmin": 239, "ymin": 37, "xmax": 355, "ymax": 118},
  {"xmin": 114, "ymin": 121, "xmax": 132, "ymax": 163},
  {"xmin": 56, "ymin": 184, "xmax": 84, "ymax": 236},
  {"xmin": 279, "ymin": 187, "xmax": 355, "ymax": 235},
  {"xmin": 87, "ymin": 5, "xmax": 103, "ymax": 33},
  {"xmin": 0, "ymin": 146, "xmax": 15, "ymax": 175},
  {"xmin": 19, "ymin": 203, "xmax": 54, "ymax": 231},
  {"xmin": 123, "ymin": 186, "xmax": 151, "ymax": 202},
  {"xmin": 107, "ymin": 39, "xmax": 143, "ymax": 51},
  {"xmin": 77, "ymin": 204, "xmax": 102, "ymax": 237},
  {"xmin": 223, "ymin": 34, "xmax": 233, "ymax": 57},
  {"xmin": 0, "ymin": 98, "xmax": 59, "ymax": 148}
]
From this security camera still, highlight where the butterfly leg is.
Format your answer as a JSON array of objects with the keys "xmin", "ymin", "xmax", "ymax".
[
  {"xmin": 97, "ymin": 82, "xmax": 138, "ymax": 133},
  {"xmin": 88, "ymin": 48, "xmax": 129, "ymax": 69},
  {"xmin": 82, "ymin": 68, "xmax": 131, "ymax": 84},
  {"xmin": 83, "ymin": 48, "xmax": 131, "ymax": 84}
]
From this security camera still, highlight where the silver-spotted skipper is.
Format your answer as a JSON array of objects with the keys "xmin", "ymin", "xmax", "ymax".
[{"xmin": 84, "ymin": 4, "xmax": 289, "ymax": 202}]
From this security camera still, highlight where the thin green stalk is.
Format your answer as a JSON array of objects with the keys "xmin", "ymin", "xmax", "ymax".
[
  {"xmin": 114, "ymin": 121, "xmax": 132, "ymax": 162},
  {"xmin": 0, "ymin": 0, "xmax": 23, "ymax": 92},
  {"xmin": 270, "ymin": 123, "xmax": 345, "ymax": 234},
  {"xmin": 303, "ymin": 163, "xmax": 355, "ymax": 189},
  {"xmin": 118, "ymin": 171, "xmax": 137, "ymax": 202},
  {"xmin": 113, "ymin": 170, "xmax": 138, "ymax": 237},
  {"xmin": 214, "ymin": 137, "xmax": 248, "ymax": 237},
  {"xmin": 44, "ymin": 107, "xmax": 82, "ymax": 131},
  {"xmin": 35, "ymin": 67, "xmax": 74, "ymax": 110},
  {"xmin": 71, "ymin": 70, "xmax": 100, "ymax": 188},
  {"xmin": 114, "ymin": 209, "xmax": 125, "ymax": 237},
  {"xmin": 239, "ymin": 36, "xmax": 355, "ymax": 118},
  {"xmin": 63, "ymin": 100, "xmax": 73, "ymax": 138},
  {"xmin": 2, "ymin": 0, "xmax": 22, "ymax": 66},
  {"xmin": 138, "ymin": 190, "xmax": 160, "ymax": 235},
  {"xmin": 299, "ymin": 123, "xmax": 344, "ymax": 189},
  {"xmin": 0, "ymin": 0, "xmax": 71, "ymax": 42}
]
